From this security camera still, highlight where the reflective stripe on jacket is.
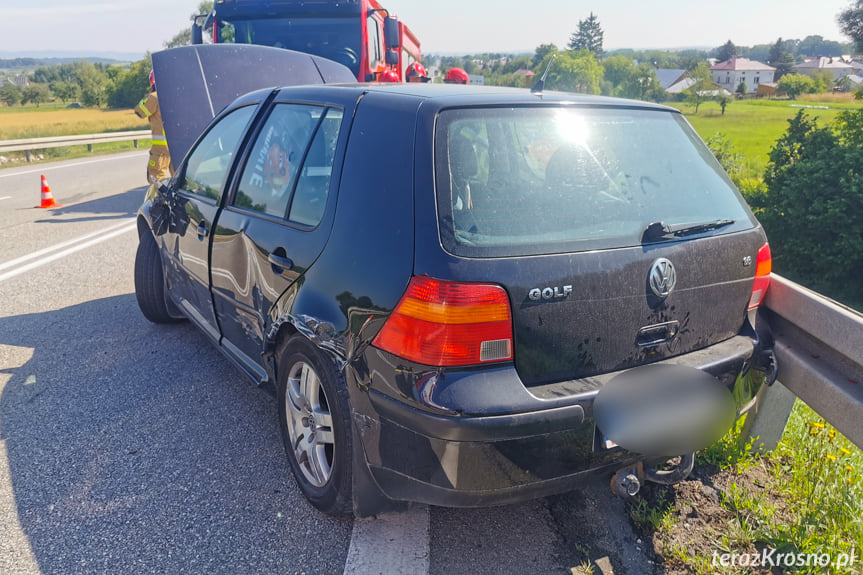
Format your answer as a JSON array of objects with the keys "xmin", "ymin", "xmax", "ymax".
[{"xmin": 134, "ymin": 90, "xmax": 167, "ymax": 142}]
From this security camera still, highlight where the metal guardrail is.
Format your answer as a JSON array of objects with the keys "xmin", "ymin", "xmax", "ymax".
[
  {"xmin": 0, "ymin": 130, "xmax": 151, "ymax": 154},
  {"xmin": 748, "ymin": 275, "xmax": 863, "ymax": 450}
]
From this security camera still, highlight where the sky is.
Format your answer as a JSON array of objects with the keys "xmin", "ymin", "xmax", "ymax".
[{"xmin": 1, "ymin": 0, "xmax": 856, "ymax": 58}]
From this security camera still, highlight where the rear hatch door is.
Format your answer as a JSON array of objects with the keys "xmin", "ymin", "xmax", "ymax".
[{"xmin": 431, "ymin": 105, "xmax": 765, "ymax": 385}]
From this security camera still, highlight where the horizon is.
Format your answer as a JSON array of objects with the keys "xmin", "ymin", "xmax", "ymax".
[
  {"xmin": 1, "ymin": 37, "xmax": 858, "ymax": 67},
  {"xmin": 3, "ymin": 0, "xmax": 856, "ymax": 58}
]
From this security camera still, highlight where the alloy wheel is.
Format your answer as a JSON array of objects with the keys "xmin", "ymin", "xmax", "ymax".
[{"xmin": 285, "ymin": 361, "xmax": 335, "ymax": 487}]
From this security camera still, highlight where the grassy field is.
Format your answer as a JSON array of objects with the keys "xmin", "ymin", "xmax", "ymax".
[
  {"xmin": 0, "ymin": 104, "xmax": 148, "ymax": 140},
  {"xmin": 0, "ymin": 103, "xmax": 149, "ymax": 168},
  {"xmin": 670, "ymin": 93, "xmax": 861, "ymax": 180}
]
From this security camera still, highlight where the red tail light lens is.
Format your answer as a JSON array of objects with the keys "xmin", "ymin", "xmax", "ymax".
[
  {"xmin": 373, "ymin": 277, "xmax": 514, "ymax": 367},
  {"xmin": 748, "ymin": 243, "xmax": 772, "ymax": 310}
]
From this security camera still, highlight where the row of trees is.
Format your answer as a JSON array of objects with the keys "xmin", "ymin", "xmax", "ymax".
[
  {"xmin": 0, "ymin": 58, "xmax": 151, "ymax": 109},
  {"xmin": 455, "ymin": 10, "xmax": 862, "ymax": 100}
]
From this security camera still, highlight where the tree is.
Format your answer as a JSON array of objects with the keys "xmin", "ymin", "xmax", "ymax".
[
  {"xmin": 777, "ymin": 73, "xmax": 815, "ymax": 99},
  {"xmin": 73, "ymin": 61, "xmax": 111, "ymax": 107},
  {"xmin": 539, "ymin": 50, "xmax": 603, "ymax": 94},
  {"xmin": 50, "ymin": 80, "xmax": 79, "ymax": 103},
  {"xmin": 839, "ymin": 0, "xmax": 863, "ymax": 52},
  {"xmin": 716, "ymin": 93, "xmax": 732, "ymax": 115},
  {"xmin": 619, "ymin": 63, "xmax": 665, "ymax": 102},
  {"xmin": 164, "ymin": 1, "xmax": 214, "ymax": 48},
  {"xmin": 684, "ymin": 61, "xmax": 714, "ymax": 114},
  {"xmin": 21, "ymin": 83, "xmax": 52, "ymax": 107},
  {"xmin": 602, "ymin": 54, "xmax": 635, "ymax": 89},
  {"xmin": 533, "ymin": 44, "xmax": 558, "ymax": 69},
  {"xmin": 0, "ymin": 82, "xmax": 22, "ymax": 106},
  {"xmin": 716, "ymin": 40, "xmax": 737, "ymax": 63},
  {"xmin": 835, "ymin": 75, "xmax": 854, "ymax": 92},
  {"xmin": 736, "ymin": 80, "xmax": 748, "ymax": 95},
  {"xmin": 811, "ymin": 69, "xmax": 834, "ymax": 93},
  {"xmin": 568, "ymin": 13, "xmax": 604, "ymax": 57},
  {"xmin": 766, "ymin": 37, "xmax": 796, "ymax": 81},
  {"xmin": 751, "ymin": 111, "xmax": 863, "ymax": 306},
  {"xmin": 107, "ymin": 56, "xmax": 152, "ymax": 109},
  {"xmin": 796, "ymin": 34, "xmax": 844, "ymax": 57}
]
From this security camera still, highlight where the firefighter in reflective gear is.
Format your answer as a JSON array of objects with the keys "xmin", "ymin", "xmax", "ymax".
[{"xmin": 135, "ymin": 70, "xmax": 173, "ymax": 183}]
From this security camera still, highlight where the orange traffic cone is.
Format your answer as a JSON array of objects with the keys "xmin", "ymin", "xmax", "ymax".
[{"xmin": 36, "ymin": 174, "xmax": 61, "ymax": 208}]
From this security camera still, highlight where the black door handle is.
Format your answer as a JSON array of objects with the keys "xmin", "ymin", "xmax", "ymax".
[
  {"xmin": 268, "ymin": 252, "xmax": 294, "ymax": 273},
  {"xmin": 635, "ymin": 321, "xmax": 679, "ymax": 349}
]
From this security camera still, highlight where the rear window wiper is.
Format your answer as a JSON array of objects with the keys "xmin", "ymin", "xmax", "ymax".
[{"xmin": 641, "ymin": 219, "xmax": 735, "ymax": 242}]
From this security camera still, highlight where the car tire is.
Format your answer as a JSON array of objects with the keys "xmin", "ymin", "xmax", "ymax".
[
  {"xmin": 276, "ymin": 335, "xmax": 353, "ymax": 516},
  {"xmin": 134, "ymin": 230, "xmax": 183, "ymax": 324}
]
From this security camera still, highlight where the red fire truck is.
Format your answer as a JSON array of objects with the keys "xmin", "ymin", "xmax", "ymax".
[{"xmin": 191, "ymin": 0, "xmax": 422, "ymax": 82}]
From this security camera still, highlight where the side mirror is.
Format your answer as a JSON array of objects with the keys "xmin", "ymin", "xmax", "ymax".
[
  {"xmin": 385, "ymin": 49, "xmax": 399, "ymax": 66},
  {"xmin": 384, "ymin": 17, "xmax": 400, "ymax": 49},
  {"xmin": 191, "ymin": 14, "xmax": 208, "ymax": 44}
]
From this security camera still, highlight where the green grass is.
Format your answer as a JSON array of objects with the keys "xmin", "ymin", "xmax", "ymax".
[
  {"xmin": 668, "ymin": 98, "xmax": 858, "ymax": 180},
  {"xmin": 665, "ymin": 400, "xmax": 863, "ymax": 574}
]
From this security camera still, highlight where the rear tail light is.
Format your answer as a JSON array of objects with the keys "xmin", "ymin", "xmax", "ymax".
[
  {"xmin": 748, "ymin": 243, "xmax": 772, "ymax": 310},
  {"xmin": 373, "ymin": 277, "xmax": 514, "ymax": 367}
]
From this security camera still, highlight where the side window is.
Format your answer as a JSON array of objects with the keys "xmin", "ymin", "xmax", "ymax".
[
  {"xmin": 235, "ymin": 104, "xmax": 342, "ymax": 225},
  {"xmin": 289, "ymin": 109, "xmax": 343, "ymax": 226},
  {"xmin": 367, "ymin": 16, "xmax": 381, "ymax": 71},
  {"xmin": 183, "ymin": 106, "xmax": 256, "ymax": 202}
]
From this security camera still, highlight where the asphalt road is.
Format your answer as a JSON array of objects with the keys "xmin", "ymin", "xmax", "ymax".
[{"xmin": 0, "ymin": 153, "xmax": 653, "ymax": 575}]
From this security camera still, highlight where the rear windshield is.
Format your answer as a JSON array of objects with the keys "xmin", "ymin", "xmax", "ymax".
[{"xmin": 434, "ymin": 106, "xmax": 754, "ymax": 258}]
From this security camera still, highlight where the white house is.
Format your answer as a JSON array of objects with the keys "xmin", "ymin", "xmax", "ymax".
[
  {"xmin": 794, "ymin": 57, "xmax": 856, "ymax": 80},
  {"xmin": 710, "ymin": 57, "xmax": 775, "ymax": 94}
]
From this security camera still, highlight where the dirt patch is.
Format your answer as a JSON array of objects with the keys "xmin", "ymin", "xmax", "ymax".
[
  {"xmin": 635, "ymin": 461, "xmax": 792, "ymax": 575},
  {"xmin": 549, "ymin": 461, "xmax": 794, "ymax": 574}
]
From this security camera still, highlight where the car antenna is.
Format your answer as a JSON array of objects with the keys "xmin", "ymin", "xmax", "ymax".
[{"xmin": 531, "ymin": 54, "xmax": 556, "ymax": 95}]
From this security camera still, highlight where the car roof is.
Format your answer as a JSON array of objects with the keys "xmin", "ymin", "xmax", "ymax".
[{"xmin": 272, "ymin": 83, "xmax": 678, "ymax": 113}]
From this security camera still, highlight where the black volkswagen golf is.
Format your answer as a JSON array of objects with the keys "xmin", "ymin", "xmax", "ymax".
[{"xmin": 135, "ymin": 48, "xmax": 774, "ymax": 517}]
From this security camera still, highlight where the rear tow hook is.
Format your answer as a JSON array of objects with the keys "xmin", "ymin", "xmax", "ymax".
[{"xmin": 610, "ymin": 462, "xmax": 644, "ymax": 497}]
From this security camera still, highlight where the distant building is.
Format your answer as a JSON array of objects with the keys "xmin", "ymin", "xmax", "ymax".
[
  {"xmin": 655, "ymin": 69, "xmax": 688, "ymax": 91},
  {"xmin": 6, "ymin": 75, "xmax": 30, "ymax": 87},
  {"xmin": 666, "ymin": 77, "xmax": 697, "ymax": 95},
  {"xmin": 757, "ymin": 82, "xmax": 781, "ymax": 98},
  {"xmin": 512, "ymin": 68, "xmax": 535, "ymax": 88},
  {"xmin": 710, "ymin": 57, "xmax": 775, "ymax": 94},
  {"xmin": 794, "ymin": 57, "xmax": 856, "ymax": 80}
]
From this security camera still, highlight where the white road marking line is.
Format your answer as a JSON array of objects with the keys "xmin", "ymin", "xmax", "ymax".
[
  {"xmin": 0, "ymin": 152, "xmax": 147, "ymax": 179},
  {"xmin": 0, "ymin": 218, "xmax": 136, "ymax": 272},
  {"xmin": 343, "ymin": 505, "xmax": 430, "ymax": 575},
  {"xmin": 0, "ymin": 196, "xmax": 10, "ymax": 201},
  {"xmin": 0, "ymin": 222, "xmax": 137, "ymax": 283}
]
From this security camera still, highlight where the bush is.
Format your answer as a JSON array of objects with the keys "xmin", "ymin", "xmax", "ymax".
[{"xmin": 751, "ymin": 111, "xmax": 863, "ymax": 308}]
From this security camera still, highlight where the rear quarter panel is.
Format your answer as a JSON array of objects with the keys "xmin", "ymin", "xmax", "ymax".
[{"xmin": 281, "ymin": 91, "xmax": 419, "ymax": 362}]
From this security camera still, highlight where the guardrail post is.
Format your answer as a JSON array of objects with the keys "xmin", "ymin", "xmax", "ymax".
[
  {"xmin": 25, "ymin": 150, "xmax": 31, "ymax": 162},
  {"xmin": 741, "ymin": 380, "xmax": 797, "ymax": 452},
  {"xmin": 87, "ymin": 144, "xmax": 93, "ymax": 153},
  {"xmin": 133, "ymin": 140, "xmax": 138, "ymax": 149}
]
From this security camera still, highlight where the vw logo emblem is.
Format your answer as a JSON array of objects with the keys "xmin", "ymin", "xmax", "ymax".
[{"xmin": 649, "ymin": 258, "xmax": 677, "ymax": 298}]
